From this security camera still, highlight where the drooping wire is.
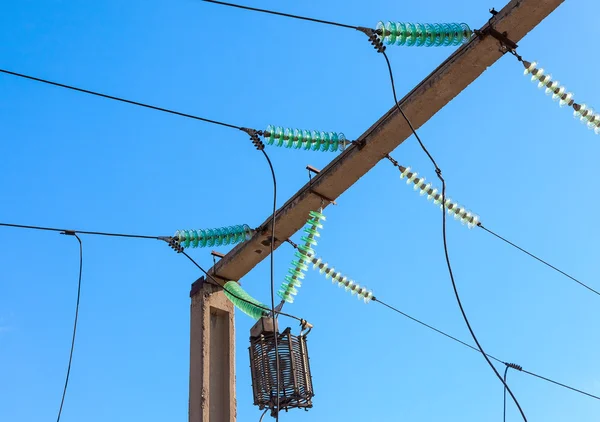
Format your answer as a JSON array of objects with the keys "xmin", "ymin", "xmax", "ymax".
[
  {"xmin": 380, "ymin": 49, "xmax": 528, "ymax": 421},
  {"xmin": 178, "ymin": 249, "xmax": 303, "ymax": 324},
  {"xmin": 373, "ymin": 298, "xmax": 600, "ymax": 402},
  {"xmin": 479, "ymin": 224, "xmax": 600, "ymax": 297},
  {"xmin": 201, "ymin": 0, "xmax": 360, "ymax": 30},
  {"xmin": 0, "ymin": 68, "xmax": 242, "ymax": 130},
  {"xmin": 55, "ymin": 232, "xmax": 82, "ymax": 422},
  {"xmin": 0, "ymin": 222, "xmax": 165, "ymax": 240},
  {"xmin": 504, "ymin": 365, "xmax": 510, "ymax": 422},
  {"xmin": 260, "ymin": 148, "xmax": 281, "ymax": 421},
  {"xmin": 259, "ymin": 409, "xmax": 269, "ymax": 422}
]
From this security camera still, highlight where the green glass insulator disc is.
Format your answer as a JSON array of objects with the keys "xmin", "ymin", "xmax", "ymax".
[
  {"xmin": 291, "ymin": 260, "xmax": 309, "ymax": 272},
  {"xmin": 304, "ymin": 227, "xmax": 320, "ymax": 237},
  {"xmin": 288, "ymin": 268, "xmax": 305, "ymax": 279},
  {"xmin": 205, "ymin": 228, "xmax": 215, "ymax": 247},
  {"xmin": 213, "ymin": 227, "xmax": 223, "ymax": 247},
  {"xmin": 338, "ymin": 133, "xmax": 347, "ymax": 151},
  {"xmin": 301, "ymin": 235, "xmax": 318, "ymax": 246},
  {"xmin": 415, "ymin": 23, "xmax": 427, "ymax": 46},
  {"xmin": 274, "ymin": 126, "xmax": 285, "ymax": 147},
  {"xmin": 183, "ymin": 231, "xmax": 191, "ymax": 248},
  {"xmin": 190, "ymin": 230, "xmax": 199, "ymax": 247},
  {"xmin": 311, "ymin": 130, "xmax": 321, "ymax": 151},
  {"xmin": 330, "ymin": 132, "xmax": 339, "ymax": 152},
  {"xmin": 266, "ymin": 124, "xmax": 276, "ymax": 145},
  {"xmin": 284, "ymin": 128, "xmax": 294, "ymax": 148},
  {"xmin": 397, "ymin": 22, "xmax": 407, "ymax": 45},
  {"xmin": 461, "ymin": 23, "xmax": 472, "ymax": 41},
  {"xmin": 406, "ymin": 23, "xmax": 417, "ymax": 46},
  {"xmin": 302, "ymin": 129, "xmax": 312, "ymax": 150},
  {"xmin": 309, "ymin": 210, "xmax": 326, "ymax": 221},
  {"xmin": 320, "ymin": 131, "xmax": 330, "ymax": 151},
  {"xmin": 385, "ymin": 21, "xmax": 397, "ymax": 45},
  {"xmin": 424, "ymin": 23, "xmax": 435, "ymax": 47},
  {"xmin": 293, "ymin": 128, "xmax": 302, "ymax": 149}
]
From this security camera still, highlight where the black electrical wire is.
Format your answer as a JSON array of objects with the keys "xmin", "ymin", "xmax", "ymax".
[
  {"xmin": 374, "ymin": 298, "xmax": 600, "ymax": 402},
  {"xmin": 55, "ymin": 232, "xmax": 82, "ymax": 422},
  {"xmin": 0, "ymin": 222, "xmax": 165, "ymax": 240},
  {"xmin": 259, "ymin": 409, "xmax": 269, "ymax": 422},
  {"xmin": 521, "ymin": 369, "xmax": 600, "ymax": 401},
  {"xmin": 478, "ymin": 224, "xmax": 600, "ymax": 297},
  {"xmin": 201, "ymin": 0, "xmax": 359, "ymax": 30},
  {"xmin": 260, "ymin": 149, "xmax": 280, "ymax": 421},
  {"xmin": 179, "ymin": 250, "xmax": 303, "ymax": 323},
  {"xmin": 504, "ymin": 365, "xmax": 510, "ymax": 422},
  {"xmin": 380, "ymin": 51, "xmax": 528, "ymax": 421},
  {"xmin": 0, "ymin": 68, "xmax": 242, "ymax": 130}
]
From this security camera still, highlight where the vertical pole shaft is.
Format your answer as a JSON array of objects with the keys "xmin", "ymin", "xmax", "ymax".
[{"xmin": 189, "ymin": 278, "xmax": 236, "ymax": 422}]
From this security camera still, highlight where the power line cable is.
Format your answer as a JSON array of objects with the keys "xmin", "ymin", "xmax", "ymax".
[
  {"xmin": 0, "ymin": 222, "xmax": 165, "ymax": 240},
  {"xmin": 478, "ymin": 224, "xmax": 600, "ymax": 297},
  {"xmin": 504, "ymin": 365, "xmax": 511, "ymax": 422},
  {"xmin": 55, "ymin": 232, "xmax": 82, "ymax": 422},
  {"xmin": 1, "ymin": 220, "xmax": 305, "ymax": 322},
  {"xmin": 379, "ymin": 47, "xmax": 527, "ymax": 421},
  {"xmin": 373, "ymin": 298, "xmax": 600, "ymax": 402},
  {"xmin": 201, "ymin": 0, "xmax": 360, "ymax": 30},
  {"xmin": 0, "ymin": 68, "xmax": 242, "ymax": 130},
  {"xmin": 260, "ymin": 148, "xmax": 281, "ymax": 421}
]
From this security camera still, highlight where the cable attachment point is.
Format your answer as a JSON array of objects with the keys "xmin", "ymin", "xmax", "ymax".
[
  {"xmin": 356, "ymin": 27, "xmax": 386, "ymax": 53},
  {"xmin": 505, "ymin": 362, "xmax": 523, "ymax": 371},
  {"xmin": 165, "ymin": 237, "xmax": 184, "ymax": 253},
  {"xmin": 299, "ymin": 319, "xmax": 313, "ymax": 336},
  {"xmin": 60, "ymin": 230, "xmax": 77, "ymax": 236},
  {"xmin": 241, "ymin": 127, "xmax": 265, "ymax": 150},
  {"xmin": 285, "ymin": 238, "xmax": 299, "ymax": 249},
  {"xmin": 385, "ymin": 153, "xmax": 399, "ymax": 168}
]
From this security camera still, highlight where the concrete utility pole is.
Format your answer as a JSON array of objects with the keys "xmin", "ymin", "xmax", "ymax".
[{"xmin": 188, "ymin": 1, "xmax": 564, "ymax": 421}]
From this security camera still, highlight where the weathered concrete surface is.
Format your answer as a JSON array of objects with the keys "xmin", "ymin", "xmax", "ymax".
[{"xmin": 189, "ymin": 281, "xmax": 236, "ymax": 422}]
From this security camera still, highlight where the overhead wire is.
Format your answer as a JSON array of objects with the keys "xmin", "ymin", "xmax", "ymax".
[
  {"xmin": 373, "ymin": 298, "xmax": 600, "ymax": 402},
  {"xmin": 0, "ymin": 222, "xmax": 166, "ymax": 240},
  {"xmin": 0, "ymin": 68, "xmax": 242, "ymax": 130},
  {"xmin": 379, "ymin": 47, "xmax": 528, "ymax": 421},
  {"xmin": 55, "ymin": 232, "xmax": 83, "ymax": 422},
  {"xmin": 0, "ymin": 220, "xmax": 305, "ymax": 323},
  {"xmin": 3, "ymin": 3, "xmax": 594, "ymax": 417},
  {"xmin": 478, "ymin": 224, "xmax": 600, "ymax": 297},
  {"xmin": 201, "ymin": 0, "xmax": 360, "ymax": 30},
  {"xmin": 260, "ymin": 148, "xmax": 281, "ymax": 421}
]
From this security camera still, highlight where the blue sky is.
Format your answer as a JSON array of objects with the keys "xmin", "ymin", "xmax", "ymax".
[{"xmin": 1, "ymin": 0, "xmax": 599, "ymax": 421}]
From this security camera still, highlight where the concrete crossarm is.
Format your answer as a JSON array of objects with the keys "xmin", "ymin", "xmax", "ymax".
[{"xmin": 201, "ymin": 0, "xmax": 564, "ymax": 286}]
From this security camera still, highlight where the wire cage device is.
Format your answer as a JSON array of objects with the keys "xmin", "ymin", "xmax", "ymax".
[{"xmin": 249, "ymin": 317, "xmax": 314, "ymax": 416}]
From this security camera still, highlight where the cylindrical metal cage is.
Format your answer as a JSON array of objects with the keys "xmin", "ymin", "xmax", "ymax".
[{"xmin": 249, "ymin": 327, "xmax": 314, "ymax": 413}]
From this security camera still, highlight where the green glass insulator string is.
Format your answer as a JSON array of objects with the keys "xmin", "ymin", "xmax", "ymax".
[
  {"xmin": 174, "ymin": 224, "xmax": 253, "ymax": 249},
  {"xmin": 223, "ymin": 281, "xmax": 269, "ymax": 320},
  {"xmin": 263, "ymin": 126, "xmax": 348, "ymax": 152},
  {"xmin": 376, "ymin": 22, "xmax": 472, "ymax": 47},
  {"xmin": 309, "ymin": 256, "xmax": 375, "ymax": 303},
  {"xmin": 277, "ymin": 209, "xmax": 326, "ymax": 304}
]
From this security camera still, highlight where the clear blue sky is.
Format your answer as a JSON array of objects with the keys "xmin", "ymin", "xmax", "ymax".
[{"xmin": 1, "ymin": 1, "xmax": 599, "ymax": 421}]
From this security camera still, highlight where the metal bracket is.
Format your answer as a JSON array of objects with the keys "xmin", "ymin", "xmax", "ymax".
[
  {"xmin": 241, "ymin": 127, "xmax": 265, "ymax": 150},
  {"xmin": 474, "ymin": 9, "xmax": 518, "ymax": 52},
  {"xmin": 309, "ymin": 189, "xmax": 337, "ymax": 205}
]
